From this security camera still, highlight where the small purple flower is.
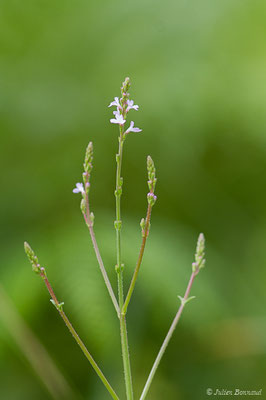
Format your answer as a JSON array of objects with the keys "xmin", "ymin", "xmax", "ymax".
[
  {"xmin": 110, "ymin": 110, "xmax": 126, "ymax": 125},
  {"xmin": 147, "ymin": 192, "xmax": 157, "ymax": 206},
  {"xmin": 108, "ymin": 97, "xmax": 122, "ymax": 110},
  {"xmin": 126, "ymin": 99, "xmax": 139, "ymax": 112},
  {"xmin": 147, "ymin": 192, "xmax": 157, "ymax": 201},
  {"xmin": 125, "ymin": 121, "xmax": 142, "ymax": 134},
  {"xmin": 73, "ymin": 183, "xmax": 85, "ymax": 194}
]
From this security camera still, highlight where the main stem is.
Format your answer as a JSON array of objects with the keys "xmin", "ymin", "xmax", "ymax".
[
  {"xmin": 115, "ymin": 130, "xmax": 134, "ymax": 400},
  {"xmin": 139, "ymin": 271, "xmax": 197, "ymax": 400},
  {"xmin": 40, "ymin": 270, "xmax": 120, "ymax": 400}
]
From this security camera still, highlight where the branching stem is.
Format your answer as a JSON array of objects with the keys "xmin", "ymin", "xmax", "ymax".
[
  {"xmin": 115, "ymin": 127, "xmax": 134, "ymax": 400},
  {"xmin": 39, "ymin": 270, "xmax": 120, "ymax": 400},
  {"xmin": 123, "ymin": 204, "xmax": 152, "ymax": 314},
  {"xmin": 83, "ymin": 197, "xmax": 120, "ymax": 316},
  {"xmin": 139, "ymin": 270, "xmax": 198, "ymax": 400}
]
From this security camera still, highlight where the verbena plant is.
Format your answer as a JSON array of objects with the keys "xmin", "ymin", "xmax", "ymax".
[{"xmin": 24, "ymin": 77, "xmax": 206, "ymax": 400}]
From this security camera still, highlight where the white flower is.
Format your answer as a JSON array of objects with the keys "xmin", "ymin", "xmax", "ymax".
[
  {"xmin": 125, "ymin": 121, "xmax": 142, "ymax": 134},
  {"xmin": 110, "ymin": 110, "xmax": 126, "ymax": 125},
  {"xmin": 108, "ymin": 97, "xmax": 121, "ymax": 109},
  {"xmin": 73, "ymin": 182, "xmax": 85, "ymax": 194},
  {"xmin": 126, "ymin": 99, "xmax": 139, "ymax": 112}
]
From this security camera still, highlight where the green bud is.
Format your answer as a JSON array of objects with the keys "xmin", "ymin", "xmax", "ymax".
[
  {"xmin": 120, "ymin": 77, "xmax": 131, "ymax": 110},
  {"xmin": 89, "ymin": 212, "xmax": 95, "ymax": 225},
  {"xmin": 147, "ymin": 155, "xmax": 155, "ymax": 174},
  {"xmin": 115, "ymin": 188, "xmax": 122, "ymax": 197},
  {"xmin": 192, "ymin": 233, "xmax": 206, "ymax": 273},
  {"xmin": 115, "ymin": 263, "xmax": 124, "ymax": 274},
  {"xmin": 140, "ymin": 217, "xmax": 149, "ymax": 237},
  {"xmin": 24, "ymin": 242, "xmax": 41, "ymax": 274},
  {"xmin": 147, "ymin": 155, "xmax": 157, "ymax": 192},
  {"xmin": 147, "ymin": 192, "xmax": 157, "ymax": 206},
  {"xmin": 121, "ymin": 77, "xmax": 131, "ymax": 95},
  {"xmin": 80, "ymin": 199, "xmax": 86, "ymax": 215},
  {"xmin": 84, "ymin": 142, "xmax": 93, "ymax": 174},
  {"xmin": 114, "ymin": 220, "xmax": 122, "ymax": 231}
]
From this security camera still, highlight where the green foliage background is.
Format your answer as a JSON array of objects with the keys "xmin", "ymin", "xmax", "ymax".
[{"xmin": 1, "ymin": 0, "xmax": 266, "ymax": 399}]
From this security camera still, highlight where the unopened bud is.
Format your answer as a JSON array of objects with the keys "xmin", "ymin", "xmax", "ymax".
[
  {"xmin": 140, "ymin": 218, "xmax": 146, "ymax": 237},
  {"xmin": 192, "ymin": 233, "xmax": 206, "ymax": 273},
  {"xmin": 147, "ymin": 155, "xmax": 157, "ymax": 192},
  {"xmin": 89, "ymin": 212, "xmax": 95, "ymax": 225},
  {"xmin": 115, "ymin": 263, "xmax": 124, "ymax": 273},
  {"xmin": 114, "ymin": 220, "xmax": 122, "ymax": 231},
  {"xmin": 24, "ymin": 242, "xmax": 41, "ymax": 274},
  {"xmin": 147, "ymin": 192, "xmax": 157, "ymax": 207},
  {"xmin": 80, "ymin": 198, "xmax": 86, "ymax": 214},
  {"xmin": 83, "ymin": 142, "xmax": 93, "ymax": 174},
  {"xmin": 121, "ymin": 77, "xmax": 131, "ymax": 95}
]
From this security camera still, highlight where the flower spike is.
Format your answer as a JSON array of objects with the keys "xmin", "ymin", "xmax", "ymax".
[
  {"xmin": 24, "ymin": 242, "xmax": 41, "ymax": 274},
  {"xmin": 192, "ymin": 233, "xmax": 206, "ymax": 273}
]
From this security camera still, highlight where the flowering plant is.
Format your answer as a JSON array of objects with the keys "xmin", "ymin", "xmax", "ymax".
[{"xmin": 24, "ymin": 77, "xmax": 206, "ymax": 400}]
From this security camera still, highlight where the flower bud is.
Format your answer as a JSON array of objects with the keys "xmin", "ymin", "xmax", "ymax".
[
  {"xmin": 80, "ymin": 199, "xmax": 86, "ymax": 215},
  {"xmin": 83, "ymin": 142, "xmax": 93, "ymax": 174},
  {"xmin": 121, "ymin": 77, "xmax": 131, "ymax": 95},
  {"xmin": 147, "ymin": 155, "xmax": 157, "ymax": 192},
  {"xmin": 89, "ymin": 212, "xmax": 95, "ymax": 226},
  {"xmin": 192, "ymin": 233, "xmax": 206, "ymax": 273},
  {"xmin": 140, "ymin": 218, "xmax": 146, "ymax": 237},
  {"xmin": 147, "ymin": 192, "xmax": 157, "ymax": 206},
  {"xmin": 114, "ymin": 220, "xmax": 122, "ymax": 231},
  {"xmin": 24, "ymin": 242, "xmax": 41, "ymax": 274}
]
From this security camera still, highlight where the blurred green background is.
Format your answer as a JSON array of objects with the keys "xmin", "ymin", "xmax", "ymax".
[{"xmin": 1, "ymin": 0, "xmax": 266, "ymax": 399}]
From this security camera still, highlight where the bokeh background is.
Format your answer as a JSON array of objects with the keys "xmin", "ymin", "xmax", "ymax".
[{"xmin": 1, "ymin": 0, "xmax": 266, "ymax": 399}]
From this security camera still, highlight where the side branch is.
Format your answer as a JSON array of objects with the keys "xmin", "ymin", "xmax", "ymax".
[
  {"xmin": 139, "ymin": 233, "xmax": 206, "ymax": 400},
  {"xmin": 122, "ymin": 204, "xmax": 152, "ymax": 314},
  {"xmin": 74, "ymin": 141, "xmax": 120, "ymax": 316},
  {"xmin": 40, "ymin": 270, "xmax": 120, "ymax": 400},
  {"xmin": 83, "ymin": 195, "xmax": 120, "ymax": 317},
  {"xmin": 139, "ymin": 271, "xmax": 197, "ymax": 400},
  {"xmin": 123, "ymin": 155, "xmax": 157, "ymax": 314},
  {"xmin": 24, "ymin": 242, "xmax": 120, "ymax": 400}
]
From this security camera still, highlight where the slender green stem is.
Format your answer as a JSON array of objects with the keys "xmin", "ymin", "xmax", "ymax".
[
  {"xmin": 39, "ymin": 270, "xmax": 120, "ymax": 400},
  {"xmin": 139, "ymin": 271, "xmax": 197, "ymax": 400},
  {"xmin": 83, "ymin": 196, "xmax": 120, "ymax": 316},
  {"xmin": 123, "ymin": 204, "xmax": 152, "ymax": 314},
  {"xmin": 120, "ymin": 313, "xmax": 133, "ymax": 399},
  {"xmin": 115, "ymin": 129, "xmax": 134, "ymax": 400}
]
